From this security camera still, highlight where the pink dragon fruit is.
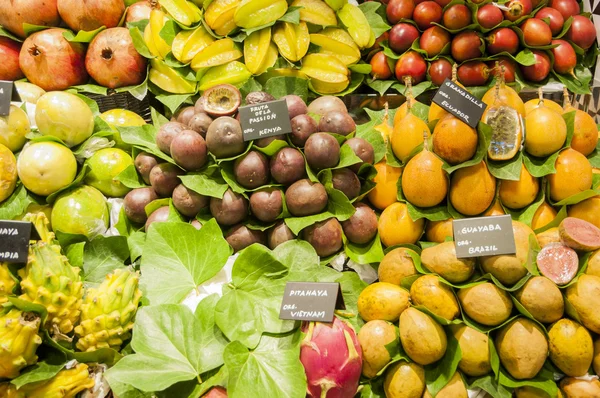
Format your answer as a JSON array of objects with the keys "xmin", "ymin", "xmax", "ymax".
[
  {"xmin": 300, "ymin": 316, "xmax": 363, "ymax": 398},
  {"xmin": 203, "ymin": 386, "xmax": 227, "ymax": 397}
]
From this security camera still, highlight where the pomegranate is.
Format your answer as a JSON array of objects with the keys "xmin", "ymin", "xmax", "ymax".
[
  {"xmin": 549, "ymin": 0, "xmax": 579, "ymax": 20},
  {"xmin": 520, "ymin": 18, "xmax": 552, "ymax": 46},
  {"xmin": 419, "ymin": 26, "xmax": 451, "ymax": 57},
  {"xmin": 389, "ymin": 23, "xmax": 420, "ymax": 53},
  {"xmin": 300, "ymin": 317, "xmax": 362, "ymax": 398},
  {"xmin": 457, "ymin": 61, "xmax": 490, "ymax": 86},
  {"xmin": 19, "ymin": 28, "xmax": 88, "ymax": 91},
  {"xmin": 370, "ymin": 51, "xmax": 393, "ymax": 80},
  {"xmin": 566, "ymin": 16, "xmax": 597, "ymax": 50},
  {"xmin": 0, "ymin": 0, "xmax": 61, "ymax": 39},
  {"xmin": 126, "ymin": 0, "xmax": 152, "ymax": 23},
  {"xmin": 451, "ymin": 31, "xmax": 483, "ymax": 62},
  {"xmin": 477, "ymin": 4, "xmax": 504, "ymax": 29},
  {"xmin": 85, "ymin": 28, "xmax": 147, "ymax": 89},
  {"xmin": 551, "ymin": 39, "xmax": 576, "ymax": 75},
  {"xmin": 429, "ymin": 58, "xmax": 452, "ymax": 85},
  {"xmin": 535, "ymin": 7, "xmax": 564, "ymax": 36},
  {"xmin": 386, "ymin": 0, "xmax": 415, "ymax": 24},
  {"xmin": 487, "ymin": 27, "xmax": 519, "ymax": 54},
  {"xmin": 57, "ymin": 0, "xmax": 125, "ymax": 32},
  {"xmin": 520, "ymin": 50, "xmax": 551, "ymax": 81},
  {"xmin": 412, "ymin": 1, "xmax": 443, "ymax": 30},
  {"xmin": 488, "ymin": 57, "xmax": 517, "ymax": 83},
  {"xmin": 0, "ymin": 37, "xmax": 24, "ymax": 81},
  {"xmin": 395, "ymin": 51, "xmax": 427, "ymax": 83},
  {"xmin": 502, "ymin": 0, "xmax": 532, "ymax": 22},
  {"xmin": 442, "ymin": 4, "xmax": 472, "ymax": 30}
]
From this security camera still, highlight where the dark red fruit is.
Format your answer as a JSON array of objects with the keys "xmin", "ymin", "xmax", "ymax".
[
  {"xmin": 487, "ymin": 27, "xmax": 519, "ymax": 55},
  {"xmin": 373, "ymin": 31, "xmax": 389, "ymax": 52},
  {"xmin": 370, "ymin": 51, "xmax": 393, "ymax": 80},
  {"xmin": 503, "ymin": 0, "xmax": 532, "ymax": 22},
  {"xmin": 386, "ymin": 0, "xmax": 415, "ymax": 24},
  {"xmin": 566, "ymin": 15, "xmax": 597, "ymax": 50},
  {"xmin": 389, "ymin": 23, "xmax": 420, "ymax": 53},
  {"xmin": 0, "ymin": 37, "xmax": 24, "ymax": 81},
  {"xmin": 488, "ymin": 57, "xmax": 517, "ymax": 83},
  {"xmin": 442, "ymin": 4, "xmax": 472, "ymax": 30},
  {"xmin": 412, "ymin": 1, "xmax": 443, "ymax": 30},
  {"xmin": 477, "ymin": 4, "xmax": 504, "ymax": 29},
  {"xmin": 520, "ymin": 50, "xmax": 551, "ymax": 81},
  {"xmin": 535, "ymin": 7, "xmax": 564, "ymax": 36},
  {"xmin": 419, "ymin": 26, "xmax": 451, "ymax": 57},
  {"xmin": 457, "ymin": 61, "xmax": 490, "ymax": 86},
  {"xmin": 395, "ymin": 51, "xmax": 427, "ymax": 84},
  {"xmin": 549, "ymin": 0, "xmax": 580, "ymax": 20},
  {"xmin": 433, "ymin": 0, "xmax": 452, "ymax": 7},
  {"xmin": 451, "ymin": 31, "xmax": 483, "ymax": 62},
  {"xmin": 429, "ymin": 58, "xmax": 453, "ymax": 85},
  {"xmin": 520, "ymin": 18, "xmax": 552, "ymax": 46},
  {"xmin": 551, "ymin": 39, "xmax": 576, "ymax": 74}
]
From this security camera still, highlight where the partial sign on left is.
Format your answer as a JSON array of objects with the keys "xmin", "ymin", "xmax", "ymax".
[
  {"xmin": 0, "ymin": 221, "xmax": 32, "ymax": 263},
  {"xmin": 0, "ymin": 80, "xmax": 21, "ymax": 116}
]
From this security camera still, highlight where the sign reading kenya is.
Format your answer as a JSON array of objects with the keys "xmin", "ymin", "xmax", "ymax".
[
  {"xmin": 432, "ymin": 78, "xmax": 487, "ymax": 128},
  {"xmin": 279, "ymin": 282, "xmax": 345, "ymax": 322},
  {"xmin": 238, "ymin": 99, "xmax": 292, "ymax": 142},
  {"xmin": 0, "ymin": 221, "xmax": 32, "ymax": 263},
  {"xmin": 453, "ymin": 214, "xmax": 516, "ymax": 258}
]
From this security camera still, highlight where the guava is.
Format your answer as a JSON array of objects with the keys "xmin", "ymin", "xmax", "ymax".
[
  {"xmin": 17, "ymin": 141, "xmax": 77, "ymax": 196},
  {"xmin": 85, "ymin": 148, "xmax": 134, "ymax": 197},
  {"xmin": 35, "ymin": 91, "xmax": 94, "ymax": 147},
  {"xmin": 14, "ymin": 82, "xmax": 46, "ymax": 104},
  {"xmin": 0, "ymin": 143, "xmax": 17, "ymax": 202},
  {"xmin": 0, "ymin": 105, "xmax": 30, "ymax": 152},
  {"xmin": 51, "ymin": 185, "xmax": 109, "ymax": 238},
  {"xmin": 100, "ymin": 109, "xmax": 146, "ymax": 150}
]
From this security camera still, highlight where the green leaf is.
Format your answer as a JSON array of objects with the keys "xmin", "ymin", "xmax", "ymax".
[
  {"xmin": 180, "ymin": 167, "xmax": 229, "ymax": 199},
  {"xmin": 65, "ymin": 242, "xmax": 85, "ymax": 268},
  {"xmin": 155, "ymin": 94, "xmax": 194, "ymax": 114},
  {"xmin": 469, "ymin": 374, "xmax": 512, "ymax": 398},
  {"xmin": 487, "ymin": 152, "xmax": 524, "ymax": 181},
  {"xmin": 159, "ymin": 19, "xmax": 180, "ymax": 46},
  {"xmin": 534, "ymin": 205, "xmax": 567, "ymax": 234},
  {"xmin": 115, "ymin": 164, "xmax": 148, "ymax": 189},
  {"xmin": 356, "ymin": 121, "xmax": 386, "ymax": 164},
  {"xmin": 151, "ymin": 107, "xmax": 170, "ymax": 128},
  {"xmin": 425, "ymin": 334, "xmax": 462, "ymax": 397},
  {"xmin": 104, "ymin": 296, "xmax": 228, "ymax": 392},
  {"xmin": 345, "ymin": 233, "xmax": 385, "ymax": 264},
  {"xmin": 10, "ymin": 362, "xmax": 65, "ymax": 388},
  {"xmin": 366, "ymin": 79, "xmax": 395, "ymax": 96},
  {"xmin": 390, "ymin": 80, "xmax": 432, "ymax": 98},
  {"xmin": 128, "ymin": 231, "xmax": 146, "ymax": 262},
  {"xmin": 336, "ymin": 271, "xmax": 368, "ymax": 331},
  {"xmin": 129, "ymin": 24, "xmax": 156, "ymax": 59},
  {"xmin": 358, "ymin": 2, "xmax": 391, "ymax": 38},
  {"xmin": 265, "ymin": 76, "xmax": 309, "ymax": 102},
  {"xmin": 0, "ymin": 26, "xmax": 22, "ymax": 41},
  {"xmin": 443, "ymin": 122, "xmax": 492, "ymax": 174},
  {"xmin": 238, "ymin": 78, "xmax": 263, "ymax": 98},
  {"xmin": 140, "ymin": 220, "xmax": 232, "ymax": 305},
  {"xmin": 552, "ymin": 66, "xmax": 592, "ymax": 95},
  {"xmin": 83, "ymin": 236, "xmax": 130, "ymax": 284},
  {"xmin": 62, "ymin": 27, "xmax": 105, "ymax": 43},
  {"xmin": 498, "ymin": 367, "xmax": 559, "ymax": 396},
  {"xmin": 145, "ymin": 198, "xmax": 170, "ymax": 217},
  {"xmin": 254, "ymin": 139, "xmax": 289, "ymax": 157},
  {"xmin": 349, "ymin": 63, "xmax": 372, "ymax": 75},
  {"xmin": 274, "ymin": 240, "xmax": 340, "ymax": 282},
  {"xmin": 224, "ymin": 333, "xmax": 307, "ymax": 398},
  {"xmin": 72, "ymin": 84, "xmax": 108, "ymax": 96},
  {"xmin": 117, "ymin": 125, "xmax": 176, "ymax": 164},
  {"xmin": 279, "ymin": 6, "xmax": 302, "ymax": 24},
  {"xmin": 0, "ymin": 184, "xmax": 33, "ymax": 220},
  {"xmin": 22, "ymin": 23, "xmax": 49, "ymax": 36},
  {"xmin": 523, "ymin": 150, "xmax": 561, "ymax": 178}
]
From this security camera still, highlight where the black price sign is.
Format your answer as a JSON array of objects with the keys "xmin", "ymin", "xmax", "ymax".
[
  {"xmin": 0, "ymin": 221, "xmax": 32, "ymax": 263},
  {"xmin": 279, "ymin": 282, "xmax": 345, "ymax": 322},
  {"xmin": 0, "ymin": 81, "xmax": 21, "ymax": 116},
  {"xmin": 432, "ymin": 78, "xmax": 487, "ymax": 128},
  {"xmin": 238, "ymin": 99, "xmax": 292, "ymax": 142},
  {"xmin": 453, "ymin": 215, "xmax": 516, "ymax": 258}
]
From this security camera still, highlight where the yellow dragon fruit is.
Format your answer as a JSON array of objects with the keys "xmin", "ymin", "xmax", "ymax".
[
  {"xmin": 0, "ymin": 363, "xmax": 95, "ymax": 397},
  {"xmin": 0, "ymin": 308, "xmax": 42, "ymax": 379},
  {"xmin": 0, "ymin": 263, "xmax": 16, "ymax": 304},
  {"xmin": 19, "ymin": 213, "xmax": 83, "ymax": 335},
  {"xmin": 74, "ymin": 268, "xmax": 142, "ymax": 352}
]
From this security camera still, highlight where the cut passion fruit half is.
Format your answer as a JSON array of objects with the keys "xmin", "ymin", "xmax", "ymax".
[{"xmin": 198, "ymin": 84, "xmax": 242, "ymax": 117}]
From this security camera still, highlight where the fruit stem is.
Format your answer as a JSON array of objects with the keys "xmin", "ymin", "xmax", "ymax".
[
  {"xmin": 452, "ymin": 63, "xmax": 457, "ymax": 82},
  {"xmin": 404, "ymin": 76, "xmax": 413, "ymax": 111},
  {"xmin": 383, "ymin": 101, "xmax": 389, "ymax": 125},
  {"xmin": 422, "ymin": 130, "xmax": 429, "ymax": 151},
  {"xmin": 492, "ymin": 2, "xmax": 510, "ymax": 11},
  {"xmin": 537, "ymin": 87, "xmax": 544, "ymax": 106},
  {"xmin": 562, "ymin": 86, "xmax": 570, "ymax": 110},
  {"xmin": 28, "ymin": 45, "xmax": 41, "ymax": 57}
]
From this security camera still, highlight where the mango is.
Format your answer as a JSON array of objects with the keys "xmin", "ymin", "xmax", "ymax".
[
  {"xmin": 514, "ymin": 276, "xmax": 564, "ymax": 324},
  {"xmin": 384, "ymin": 361, "xmax": 425, "ymax": 398},
  {"xmin": 377, "ymin": 247, "xmax": 417, "ymax": 286},
  {"xmin": 410, "ymin": 275, "xmax": 460, "ymax": 321},
  {"xmin": 378, "ymin": 202, "xmax": 425, "ymax": 247},
  {"xmin": 358, "ymin": 320, "xmax": 396, "ymax": 378},
  {"xmin": 422, "ymin": 372, "xmax": 467, "ymax": 398},
  {"xmin": 565, "ymin": 274, "xmax": 600, "ymax": 334},
  {"xmin": 357, "ymin": 282, "xmax": 410, "ymax": 322},
  {"xmin": 450, "ymin": 324, "xmax": 491, "ymax": 377}
]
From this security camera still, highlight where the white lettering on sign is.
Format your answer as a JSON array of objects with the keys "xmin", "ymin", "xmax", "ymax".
[
  {"xmin": 259, "ymin": 126, "xmax": 282, "ymax": 136},
  {"xmin": 0, "ymin": 228, "xmax": 18, "ymax": 236},
  {"xmin": 445, "ymin": 81, "xmax": 485, "ymax": 108},
  {"xmin": 0, "ymin": 252, "xmax": 19, "ymax": 260},
  {"xmin": 282, "ymin": 304, "xmax": 297, "ymax": 310},
  {"xmin": 289, "ymin": 290, "xmax": 329, "ymax": 297},
  {"xmin": 290, "ymin": 311, "xmax": 326, "ymax": 318},
  {"xmin": 441, "ymin": 100, "xmax": 470, "ymax": 123},
  {"xmin": 0, "ymin": 87, "xmax": 4, "ymax": 94},
  {"xmin": 460, "ymin": 224, "xmax": 502, "ymax": 234},
  {"xmin": 468, "ymin": 245, "xmax": 499, "ymax": 254}
]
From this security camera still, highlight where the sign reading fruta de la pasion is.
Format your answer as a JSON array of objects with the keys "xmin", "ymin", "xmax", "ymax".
[{"xmin": 238, "ymin": 99, "xmax": 293, "ymax": 142}]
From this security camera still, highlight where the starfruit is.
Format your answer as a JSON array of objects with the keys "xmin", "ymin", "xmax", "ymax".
[
  {"xmin": 19, "ymin": 213, "xmax": 83, "ymax": 335},
  {"xmin": 301, "ymin": 53, "xmax": 350, "ymax": 94},
  {"xmin": 337, "ymin": 3, "xmax": 371, "ymax": 49},
  {"xmin": 0, "ymin": 309, "xmax": 42, "ymax": 379},
  {"xmin": 310, "ymin": 28, "xmax": 360, "ymax": 65},
  {"xmin": 205, "ymin": 0, "xmax": 240, "ymax": 36},
  {"xmin": 191, "ymin": 38, "xmax": 243, "ymax": 71},
  {"xmin": 149, "ymin": 59, "xmax": 198, "ymax": 93},
  {"xmin": 143, "ymin": 24, "xmax": 160, "ymax": 58},
  {"xmin": 234, "ymin": 0, "xmax": 288, "ymax": 29},
  {"xmin": 147, "ymin": 9, "xmax": 172, "ymax": 59},
  {"xmin": 16, "ymin": 363, "xmax": 95, "ymax": 398},
  {"xmin": 74, "ymin": 269, "xmax": 142, "ymax": 352},
  {"xmin": 272, "ymin": 21, "xmax": 310, "ymax": 63},
  {"xmin": 324, "ymin": 0, "xmax": 346, "ymax": 10},
  {"xmin": 256, "ymin": 67, "xmax": 308, "ymax": 84},
  {"xmin": 0, "ymin": 264, "xmax": 16, "ymax": 304},
  {"xmin": 198, "ymin": 61, "xmax": 251, "ymax": 91},
  {"xmin": 160, "ymin": 0, "xmax": 202, "ymax": 26},
  {"xmin": 172, "ymin": 26, "xmax": 215, "ymax": 64},
  {"xmin": 244, "ymin": 28, "xmax": 278, "ymax": 75},
  {"xmin": 291, "ymin": 0, "xmax": 337, "ymax": 27}
]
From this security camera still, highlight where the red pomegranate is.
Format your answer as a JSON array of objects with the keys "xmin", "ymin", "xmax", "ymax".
[
  {"xmin": 0, "ymin": 0, "xmax": 61, "ymax": 38},
  {"xmin": 57, "ymin": 0, "xmax": 125, "ymax": 32},
  {"xmin": 126, "ymin": 0, "xmax": 153, "ymax": 24},
  {"xmin": 85, "ymin": 28, "xmax": 147, "ymax": 89},
  {"xmin": 566, "ymin": 15, "xmax": 597, "ymax": 50},
  {"xmin": 0, "ymin": 37, "xmax": 24, "ymax": 81},
  {"xmin": 19, "ymin": 28, "xmax": 88, "ymax": 91}
]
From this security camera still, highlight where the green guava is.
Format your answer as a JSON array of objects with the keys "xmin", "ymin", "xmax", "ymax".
[
  {"xmin": 51, "ymin": 185, "xmax": 109, "ymax": 239},
  {"xmin": 17, "ymin": 141, "xmax": 77, "ymax": 196},
  {"xmin": 15, "ymin": 82, "xmax": 46, "ymax": 104},
  {"xmin": 0, "ymin": 105, "xmax": 30, "ymax": 152},
  {"xmin": 85, "ymin": 148, "xmax": 134, "ymax": 197},
  {"xmin": 35, "ymin": 91, "xmax": 94, "ymax": 147},
  {"xmin": 100, "ymin": 109, "xmax": 146, "ymax": 150}
]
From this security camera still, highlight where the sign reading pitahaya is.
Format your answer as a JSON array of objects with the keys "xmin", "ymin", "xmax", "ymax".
[{"xmin": 279, "ymin": 281, "xmax": 345, "ymax": 322}]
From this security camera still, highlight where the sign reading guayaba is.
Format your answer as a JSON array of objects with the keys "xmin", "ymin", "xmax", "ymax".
[{"xmin": 453, "ymin": 215, "xmax": 517, "ymax": 258}]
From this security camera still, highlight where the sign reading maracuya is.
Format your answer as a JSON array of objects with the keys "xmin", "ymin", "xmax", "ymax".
[
  {"xmin": 238, "ymin": 99, "xmax": 292, "ymax": 142},
  {"xmin": 453, "ymin": 215, "xmax": 516, "ymax": 258},
  {"xmin": 0, "ymin": 221, "xmax": 32, "ymax": 263},
  {"xmin": 279, "ymin": 282, "xmax": 345, "ymax": 322},
  {"xmin": 432, "ymin": 78, "xmax": 487, "ymax": 128}
]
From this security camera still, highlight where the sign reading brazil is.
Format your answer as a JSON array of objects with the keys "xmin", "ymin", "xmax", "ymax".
[
  {"xmin": 279, "ymin": 282, "xmax": 346, "ymax": 322},
  {"xmin": 432, "ymin": 78, "xmax": 487, "ymax": 129},
  {"xmin": 0, "ymin": 221, "xmax": 32, "ymax": 263},
  {"xmin": 238, "ymin": 99, "xmax": 292, "ymax": 142},
  {"xmin": 453, "ymin": 215, "xmax": 516, "ymax": 258}
]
